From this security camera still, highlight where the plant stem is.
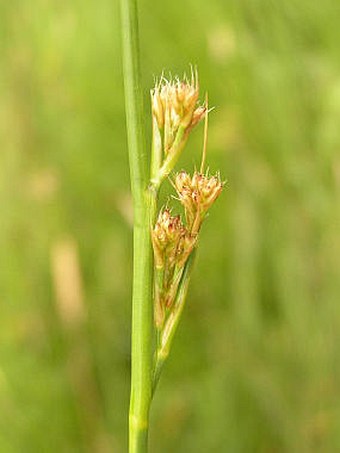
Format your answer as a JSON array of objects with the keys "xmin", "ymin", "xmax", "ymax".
[
  {"xmin": 150, "ymin": 126, "xmax": 188, "ymax": 188},
  {"xmin": 120, "ymin": 1, "xmax": 154, "ymax": 451}
]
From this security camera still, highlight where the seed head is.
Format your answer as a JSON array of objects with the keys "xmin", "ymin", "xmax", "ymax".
[
  {"xmin": 152, "ymin": 209, "xmax": 185, "ymax": 268},
  {"xmin": 152, "ymin": 207, "xmax": 198, "ymax": 269},
  {"xmin": 150, "ymin": 73, "xmax": 206, "ymax": 153},
  {"xmin": 174, "ymin": 171, "xmax": 223, "ymax": 231},
  {"xmin": 191, "ymin": 172, "xmax": 224, "ymax": 211}
]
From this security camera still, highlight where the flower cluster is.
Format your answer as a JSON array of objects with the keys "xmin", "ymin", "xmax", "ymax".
[
  {"xmin": 150, "ymin": 73, "xmax": 206, "ymax": 186},
  {"xmin": 151, "ymin": 209, "xmax": 196, "ymax": 327},
  {"xmin": 151, "ymin": 172, "xmax": 223, "ymax": 328},
  {"xmin": 151, "ymin": 76, "xmax": 206, "ymax": 149},
  {"xmin": 150, "ymin": 71, "xmax": 224, "ymax": 335},
  {"xmin": 152, "ymin": 209, "xmax": 195, "ymax": 270},
  {"xmin": 174, "ymin": 171, "xmax": 224, "ymax": 233}
]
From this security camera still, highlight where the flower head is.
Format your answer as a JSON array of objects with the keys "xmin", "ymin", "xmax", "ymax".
[
  {"xmin": 152, "ymin": 209, "xmax": 185, "ymax": 268},
  {"xmin": 151, "ymin": 72, "xmax": 206, "ymax": 154},
  {"xmin": 151, "ymin": 207, "xmax": 197, "ymax": 270},
  {"xmin": 174, "ymin": 170, "xmax": 224, "ymax": 232}
]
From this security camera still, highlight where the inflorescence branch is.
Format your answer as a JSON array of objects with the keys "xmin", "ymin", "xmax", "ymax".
[{"xmin": 149, "ymin": 71, "xmax": 224, "ymax": 389}]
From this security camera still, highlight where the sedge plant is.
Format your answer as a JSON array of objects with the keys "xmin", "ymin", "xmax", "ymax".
[{"xmin": 120, "ymin": 1, "xmax": 223, "ymax": 451}]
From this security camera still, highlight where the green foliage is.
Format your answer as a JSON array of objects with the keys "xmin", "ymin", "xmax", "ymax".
[{"xmin": 1, "ymin": 0, "xmax": 340, "ymax": 451}]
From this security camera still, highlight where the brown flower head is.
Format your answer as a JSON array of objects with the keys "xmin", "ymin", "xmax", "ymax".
[
  {"xmin": 174, "ymin": 171, "xmax": 223, "ymax": 232},
  {"xmin": 152, "ymin": 206, "xmax": 198, "ymax": 270},
  {"xmin": 151, "ymin": 73, "xmax": 206, "ymax": 153},
  {"xmin": 152, "ymin": 209, "xmax": 185, "ymax": 268}
]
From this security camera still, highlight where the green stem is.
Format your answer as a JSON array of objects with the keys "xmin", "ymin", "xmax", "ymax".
[{"xmin": 120, "ymin": 1, "xmax": 154, "ymax": 451}]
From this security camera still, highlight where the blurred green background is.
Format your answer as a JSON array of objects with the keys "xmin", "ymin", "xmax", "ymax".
[{"xmin": 1, "ymin": 0, "xmax": 340, "ymax": 451}]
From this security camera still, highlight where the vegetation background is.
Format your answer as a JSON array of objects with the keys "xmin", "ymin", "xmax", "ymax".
[{"xmin": 1, "ymin": 0, "xmax": 340, "ymax": 451}]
